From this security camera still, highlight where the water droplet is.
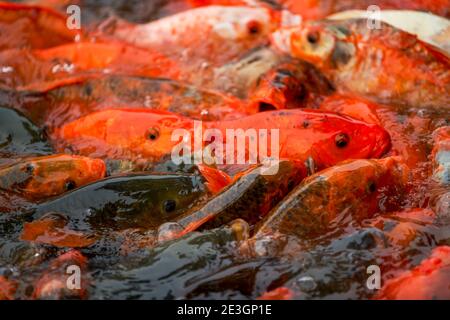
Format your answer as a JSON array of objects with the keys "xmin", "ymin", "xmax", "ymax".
[
  {"xmin": 157, "ymin": 222, "xmax": 184, "ymax": 243},
  {"xmin": 296, "ymin": 276, "xmax": 317, "ymax": 292}
]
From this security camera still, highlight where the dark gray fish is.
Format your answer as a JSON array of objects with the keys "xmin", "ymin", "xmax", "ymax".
[{"xmin": 32, "ymin": 173, "xmax": 209, "ymax": 232}]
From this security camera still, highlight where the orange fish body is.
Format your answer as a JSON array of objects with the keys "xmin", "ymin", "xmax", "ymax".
[
  {"xmin": 376, "ymin": 246, "xmax": 450, "ymax": 299},
  {"xmin": 0, "ymin": 42, "xmax": 179, "ymax": 91},
  {"xmin": 0, "ymin": 2, "xmax": 81, "ymax": 50},
  {"xmin": 0, "ymin": 154, "xmax": 105, "ymax": 200},
  {"xmin": 53, "ymin": 108, "xmax": 391, "ymax": 168},
  {"xmin": 21, "ymin": 212, "xmax": 96, "ymax": 248},
  {"xmin": 52, "ymin": 109, "xmax": 194, "ymax": 162},
  {"xmin": 210, "ymin": 109, "xmax": 391, "ymax": 168},
  {"xmin": 272, "ymin": 19, "xmax": 450, "ymax": 110},
  {"xmin": 248, "ymin": 60, "xmax": 333, "ymax": 111}
]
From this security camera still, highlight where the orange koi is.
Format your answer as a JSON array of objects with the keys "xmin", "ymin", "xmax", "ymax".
[
  {"xmin": 272, "ymin": 19, "xmax": 450, "ymax": 110},
  {"xmin": 0, "ymin": 42, "xmax": 179, "ymax": 91},
  {"xmin": 52, "ymin": 108, "xmax": 391, "ymax": 169},
  {"xmin": 376, "ymin": 246, "xmax": 450, "ymax": 299},
  {"xmin": 0, "ymin": 154, "xmax": 105, "ymax": 200}
]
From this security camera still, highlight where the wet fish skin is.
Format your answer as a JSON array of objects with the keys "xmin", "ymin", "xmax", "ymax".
[
  {"xmin": 255, "ymin": 157, "xmax": 410, "ymax": 238},
  {"xmin": 32, "ymin": 173, "xmax": 209, "ymax": 232},
  {"xmin": 0, "ymin": 106, "xmax": 53, "ymax": 157},
  {"xmin": 171, "ymin": 160, "xmax": 307, "ymax": 236}
]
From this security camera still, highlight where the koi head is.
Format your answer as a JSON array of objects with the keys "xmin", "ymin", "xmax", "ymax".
[
  {"xmin": 272, "ymin": 21, "xmax": 356, "ymax": 72},
  {"xmin": 0, "ymin": 154, "xmax": 105, "ymax": 200},
  {"xmin": 303, "ymin": 112, "xmax": 391, "ymax": 168},
  {"xmin": 312, "ymin": 157, "xmax": 410, "ymax": 222}
]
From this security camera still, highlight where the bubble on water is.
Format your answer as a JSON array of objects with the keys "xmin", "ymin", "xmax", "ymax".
[
  {"xmin": 157, "ymin": 222, "xmax": 184, "ymax": 243},
  {"xmin": 253, "ymin": 235, "xmax": 278, "ymax": 257},
  {"xmin": 296, "ymin": 276, "xmax": 317, "ymax": 292},
  {"xmin": 0, "ymin": 66, "xmax": 13, "ymax": 73}
]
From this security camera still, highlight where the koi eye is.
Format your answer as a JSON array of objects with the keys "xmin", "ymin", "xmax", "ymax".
[
  {"xmin": 335, "ymin": 133, "xmax": 349, "ymax": 148},
  {"xmin": 25, "ymin": 164, "xmax": 35, "ymax": 174},
  {"xmin": 367, "ymin": 181, "xmax": 377, "ymax": 193},
  {"xmin": 307, "ymin": 31, "xmax": 320, "ymax": 44},
  {"xmin": 246, "ymin": 20, "xmax": 261, "ymax": 35},
  {"xmin": 163, "ymin": 199, "xmax": 177, "ymax": 213},
  {"xmin": 146, "ymin": 127, "xmax": 160, "ymax": 141},
  {"xmin": 65, "ymin": 180, "xmax": 76, "ymax": 191}
]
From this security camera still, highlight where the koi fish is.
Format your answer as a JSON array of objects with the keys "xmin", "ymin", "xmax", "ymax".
[
  {"xmin": 0, "ymin": 42, "xmax": 179, "ymax": 91},
  {"xmin": 31, "ymin": 168, "xmax": 229, "ymax": 232},
  {"xmin": 0, "ymin": 154, "xmax": 106, "ymax": 200},
  {"xmin": 97, "ymin": 5, "xmax": 298, "ymax": 86},
  {"xmin": 248, "ymin": 59, "xmax": 334, "ymax": 111},
  {"xmin": 0, "ymin": 2, "xmax": 81, "ymax": 50},
  {"xmin": 376, "ymin": 246, "xmax": 450, "ymax": 299},
  {"xmin": 255, "ymin": 157, "xmax": 410, "ymax": 238},
  {"xmin": 15, "ymin": 75, "xmax": 247, "ymax": 129},
  {"xmin": 52, "ymin": 108, "xmax": 391, "ymax": 168},
  {"xmin": 272, "ymin": 19, "xmax": 450, "ymax": 110}
]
